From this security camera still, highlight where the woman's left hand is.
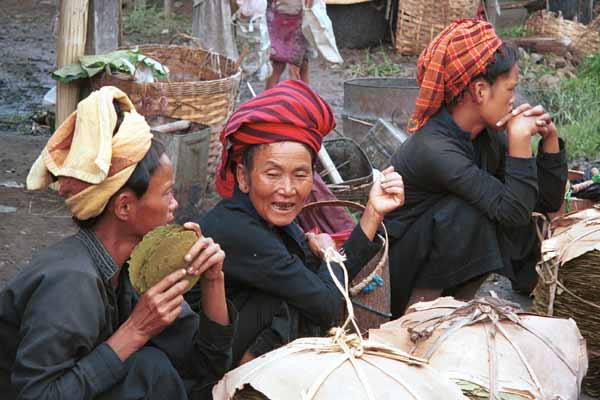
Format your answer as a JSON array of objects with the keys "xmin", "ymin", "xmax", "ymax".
[
  {"xmin": 306, "ymin": 232, "xmax": 336, "ymax": 259},
  {"xmin": 183, "ymin": 222, "xmax": 225, "ymax": 281},
  {"xmin": 366, "ymin": 166, "xmax": 405, "ymax": 217}
]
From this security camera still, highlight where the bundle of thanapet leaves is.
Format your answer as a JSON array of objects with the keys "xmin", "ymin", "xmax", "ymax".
[
  {"xmin": 52, "ymin": 48, "xmax": 169, "ymax": 83},
  {"xmin": 215, "ymin": 248, "xmax": 466, "ymax": 400},
  {"xmin": 533, "ymin": 208, "xmax": 600, "ymax": 396},
  {"xmin": 129, "ymin": 225, "xmax": 198, "ymax": 294},
  {"xmin": 370, "ymin": 296, "xmax": 588, "ymax": 400}
]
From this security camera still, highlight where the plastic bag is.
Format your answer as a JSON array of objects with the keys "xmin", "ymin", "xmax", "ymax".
[
  {"xmin": 237, "ymin": 0, "xmax": 267, "ymax": 18},
  {"xmin": 232, "ymin": 11, "xmax": 273, "ymax": 81},
  {"xmin": 302, "ymin": 0, "xmax": 343, "ymax": 64}
]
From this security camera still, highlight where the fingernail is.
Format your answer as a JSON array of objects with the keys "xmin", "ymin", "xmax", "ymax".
[
  {"xmin": 185, "ymin": 254, "xmax": 191, "ymax": 262},
  {"xmin": 187, "ymin": 267, "xmax": 193, "ymax": 274},
  {"xmin": 496, "ymin": 121, "xmax": 502, "ymax": 127}
]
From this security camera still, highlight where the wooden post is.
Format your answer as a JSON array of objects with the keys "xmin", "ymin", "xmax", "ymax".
[
  {"xmin": 85, "ymin": 0, "xmax": 120, "ymax": 55},
  {"xmin": 56, "ymin": 0, "xmax": 89, "ymax": 127},
  {"xmin": 164, "ymin": 0, "xmax": 173, "ymax": 18}
]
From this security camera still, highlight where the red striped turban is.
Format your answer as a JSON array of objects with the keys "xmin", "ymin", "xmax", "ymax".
[
  {"xmin": 216, "ymin": 80, "xmax": 335, "ymax": 198},
  {"xmin": 408, "ymin": 19, "xmax": 502, "ymax": 133}
]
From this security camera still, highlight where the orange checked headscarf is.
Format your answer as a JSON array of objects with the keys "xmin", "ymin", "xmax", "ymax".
[
  {"xmin": 216, "ymin": 80, "xmax": 335, "ymax": 198},
  {"xmin": 408, "ymin": 19, "xmax": 502, "ymax": 133}
]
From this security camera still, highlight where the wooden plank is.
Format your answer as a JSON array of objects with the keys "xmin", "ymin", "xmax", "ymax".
[
  {"xmin": 56, "ymin": 0, "xmax": 89, "ymax": 127},
  {"xmin": 85, "ymin": 0, "xmax": 120, "ymax": 55},
  {"xmin": 509, "ymin": 36, "xmax": 573, "ymax": 56}
]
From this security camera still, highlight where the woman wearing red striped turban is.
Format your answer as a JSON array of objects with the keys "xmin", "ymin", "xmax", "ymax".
[
  {"xmin": 384, "ymin": 19, "xmax": 567, "ymax": 317},
  {"xmin": 185, "ymin": 80, "xmax": 404, "ymax": 366}
]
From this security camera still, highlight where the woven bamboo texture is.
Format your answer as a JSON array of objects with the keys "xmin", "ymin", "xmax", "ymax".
[
  {"xmin": 533, "ymin": 252, "xmax": 600, "ymax": 396},
  {"xmin": 303, "ymin": 200, "xmax": 390, "ymax": 332},
  {"xmin": 92, "ymin": 44, "xmax": 241, "ymax": 126},
  {"xmin": 205, "ymin": 124, "xmax": 224, "ymax": 198},
  {"xmin": 318, "ymin": 138, "xmax": 373, "ymax": 205},
  {"xmin": 394, "ymin": 0, "xmax": 480, "ymax": 56},
  {"xmin": 525, "ymin": 11, "xmax": 600, "ymax": 58}
]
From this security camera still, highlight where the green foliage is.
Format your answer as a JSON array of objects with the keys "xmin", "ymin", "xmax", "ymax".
[
  {"xmin": 123, "ymin": 5, "xmax": 191, "ymax": 44},
  {"xmin": 579, "ymin": 51, "xmax": 600, "ymax": 80},
  {"xmin": 348, "ymin": 48, "xmax": 406, "ymax": 77},
  {"xmin": 495, "ymin": 25, "xmax": 532, "ymax": 38},
  {"xmin": 523, "ymin": 52, "xmax": 600, "ymax": 161}
]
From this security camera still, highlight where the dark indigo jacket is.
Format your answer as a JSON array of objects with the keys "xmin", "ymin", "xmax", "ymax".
[
  {"xmin": 385, "ymin": 108, "xmax": 567, "ymax": 315},
  {"xmin": 0, "ymin": 229, "xmax": 236, "ymax": 400},
  {"xmin": 186, "ymin": 189, "xmax": 381, "ymax": 356}
]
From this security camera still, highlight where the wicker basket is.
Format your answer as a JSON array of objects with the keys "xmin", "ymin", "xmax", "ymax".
[
  {"xmin": 303, "ymin": 200, "xmax": 391, "ymax": 332},
  {"xmin": 533, "ymin": 212, "xmax": 600, "ymax": 396},
  {"xmin": 318, "ymin": 138, "xmax": 373, "ymax": 205},
  {"xmin": 92, "ymin": 44, "xmax": 241, "ymax": 126},
  {"xmin": 525, "ymin": 11, "xmax": 600, "ymax": 57},
  {"xmin": 394, "ymin": 0, "xmax": 480, "ymax": 56}
]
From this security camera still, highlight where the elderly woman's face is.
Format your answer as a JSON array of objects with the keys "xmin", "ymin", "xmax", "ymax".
[{"xmin": 238, "ymin": 142, "xmax": 313, "ymax": 227}]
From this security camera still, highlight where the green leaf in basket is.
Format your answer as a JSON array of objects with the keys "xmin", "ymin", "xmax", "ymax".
[
  {"xmin": 80, "ymin": 50, "xmax": 134, "ymax": 77},
  {"xmin": 51, "ymin": 62, "xmax": 88, "ymax": 82},
  {"xmin": 141, "ymin": 56, "xmax": 169, "ymax": 78}
]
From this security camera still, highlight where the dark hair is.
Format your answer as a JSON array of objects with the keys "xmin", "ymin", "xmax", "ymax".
[
  {"xmin": 239, "ymin": 142, "xmax": 317, "ymax": 179},
  {"xmin": 73, "ymin": 103, "xmax": 166, "ymax": 229},
  {"xmin": 448, "ymin": 42, "xmax": 519, "ymax": 107}
]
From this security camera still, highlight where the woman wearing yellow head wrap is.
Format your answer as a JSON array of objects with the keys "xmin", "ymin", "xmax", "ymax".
[{"xmin": 0, "ymin": 87, "xmax": 236, "ymax": 400}]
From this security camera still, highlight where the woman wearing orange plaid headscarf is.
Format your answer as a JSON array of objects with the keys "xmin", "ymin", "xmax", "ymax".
[{"xmin": 386, "ymin": 19, "xmax": 567, "ymax": 317}]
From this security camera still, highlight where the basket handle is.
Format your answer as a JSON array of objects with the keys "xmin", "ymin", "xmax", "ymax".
[{"xmin": 302, "ymin": 200, "xmax": 389, "ymax": 297}]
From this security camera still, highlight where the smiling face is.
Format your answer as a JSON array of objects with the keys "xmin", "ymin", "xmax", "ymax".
[
  {"xmin": 237, "ymin": 141, "xmax": 313, "ymax": 227},
  {"xmin": 128, "ymin": 153, "xmax": 179, "ymax": 237},
  {"xmin": 479, "ymin": 63, "xmax": 519, "ymax": 130}
]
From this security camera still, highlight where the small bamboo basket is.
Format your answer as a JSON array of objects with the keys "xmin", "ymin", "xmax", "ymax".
[
  {"xmin": 533, "ymin": 212, "xmax": 600, "ymax": 396},
  {"xmin": 525, "ymin": 11, "xmax": 600, "ymax": 58},
  {"xmin": 303, "ymin": 200, "xmax": 391, "ymax": 332},
  {"xmin": 318, "ymin": 138, "xmax": 373, "ymax": 205},
  {"xmin": 92, "ymin": 44, "xmax": 241, "ymax": 127},
  {"xmin": 394, "ymin": 0, "xmax": 480, "ymax": 56}
]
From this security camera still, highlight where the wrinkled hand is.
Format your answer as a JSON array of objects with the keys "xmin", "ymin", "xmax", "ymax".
[
  {"xmin": 306, "ymin": 232, "xmax": 336, "ymax": 259},
  {"xmin": 183, "ymin": 222, "xmax": 225, "ymax": 281},
  {"xmin": 366, "ymin": 166, "xmax": 405, "ymax": 217},
  {"xmin": 496, "ymin": 103, "xmax": 555, "ymax": 138},
  {"xmin": 127, "ymin": 268, "xmax": 189, "ymax": 341}
]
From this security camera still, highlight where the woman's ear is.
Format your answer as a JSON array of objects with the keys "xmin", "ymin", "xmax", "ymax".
[
  {"xmin": 471, "ymin": 80, "xmax": 490, "ymax": 105},
  {"xmin": 112, "ymin": 190, "xmax": 136, "ymax": 222},
  {"xmin": 236, "ymin": 164, "xmax": 250, "ymax": 193}
]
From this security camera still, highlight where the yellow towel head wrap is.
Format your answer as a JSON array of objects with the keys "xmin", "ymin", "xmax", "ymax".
[{"xmin": 26, "ymin": 86, "xmax": 153, "ymax": 220}]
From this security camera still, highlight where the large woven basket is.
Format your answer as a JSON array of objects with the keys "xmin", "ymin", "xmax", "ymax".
[
  {"xmin": 525, "ymin": 11, "xmax": 600, "ymax": 58},
  {"xmin": 92, "ymin": 44, "xmax": 241, "ymax": 126},
  {"xmin": 533, "ymin": 211, "xmax": 600, "ymax": 396},
  {"xmin": 303, "ymin": 200, "xmax": 391, "ymax": 332},
  {"xmin": 394, "ymin": 0, "xmax": 480, "ymax": 56},
  {"xmin": 318, "ymin": 138, "xmax": 373, "ymax": 205}
]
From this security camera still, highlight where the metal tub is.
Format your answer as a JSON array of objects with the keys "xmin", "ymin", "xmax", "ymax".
[{"xmin": 342, "ymin": 77, "xmax": 419, "ymax": 143}]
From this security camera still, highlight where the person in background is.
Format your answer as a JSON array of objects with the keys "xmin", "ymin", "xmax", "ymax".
[
  {"xmin": 384, "ymin": 19, "xmax": 567, "ymax": 317},
  {"xmin": 265, "ymin": 0, "xmax": 313, "ymax": 89}
]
